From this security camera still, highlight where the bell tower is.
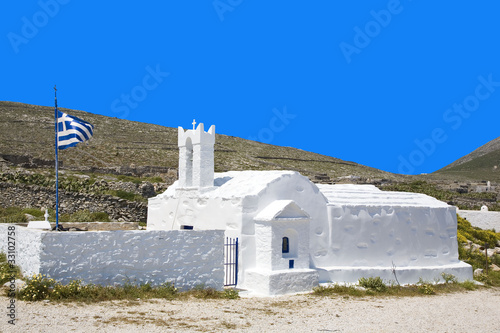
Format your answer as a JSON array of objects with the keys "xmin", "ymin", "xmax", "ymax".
[{"xmin": 178, "ymin": 120, "xmax": 215, "ymax": 189}]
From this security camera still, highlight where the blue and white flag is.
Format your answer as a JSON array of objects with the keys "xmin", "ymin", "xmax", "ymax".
[{"xmin": 57, "ymin": 111, "xmax": 94, "ymax": 150}]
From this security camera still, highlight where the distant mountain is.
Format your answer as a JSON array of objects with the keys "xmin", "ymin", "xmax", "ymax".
[
  {"xmin": 434, "ymin": 136, "xmax": 500, "ymax": 182},
  {"xmin": 0, "ymin": 101, "xmax": 401, "ymax": 183}
]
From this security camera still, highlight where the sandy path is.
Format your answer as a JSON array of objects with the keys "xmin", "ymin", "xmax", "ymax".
[{"xmin": 1, "ymin": 288, "xmax": 499, "ymax": 332}]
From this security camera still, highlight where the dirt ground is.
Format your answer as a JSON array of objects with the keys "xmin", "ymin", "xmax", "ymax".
[{"xmin": 1, "ymin": 288, "xmax": 499, "ymax": 332}]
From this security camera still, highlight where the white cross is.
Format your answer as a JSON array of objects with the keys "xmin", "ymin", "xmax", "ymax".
[{"xmin": 192, "ymin": 119, "xmax": 196, "ymax": 130}]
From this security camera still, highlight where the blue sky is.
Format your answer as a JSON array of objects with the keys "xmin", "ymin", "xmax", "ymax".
[{"xmin": 1, "ymin": 1, "xmax": 499, "ymax": 175}]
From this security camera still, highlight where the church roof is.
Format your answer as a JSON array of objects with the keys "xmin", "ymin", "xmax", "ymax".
[
  {"xmin": 164, "ymin": 170, "xmax": 450, "ymax": 208},
  {"xmin": 254, "ymin": 200, "xmax": 310, "ymax": 221},
  {"xmin": 163, "ymin": 170, "xmax": 305, "ymax": 199},
  {"xmin": 317, "ymin": 184, "xmax": 451, "ymax": 208},
  {"xmin": 212, "ymin": 170, "xmax": 300, "ymax": 197}
]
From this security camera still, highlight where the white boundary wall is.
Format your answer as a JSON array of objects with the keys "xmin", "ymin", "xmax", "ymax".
[
  {"xmin": 0, "ymin": 225, "xmax": 224, "ymax": 290},
  {"xmin": 458, "ymin": 210, "xmax": 500, "ymax": 231}
]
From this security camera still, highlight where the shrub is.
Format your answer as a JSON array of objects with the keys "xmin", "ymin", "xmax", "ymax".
[
  {"xmin": 189, "ymin": 285, "xmax": 221, "ymax": 299},
  {"xmin": 21, "ymin": 208, "xmax": 44, "ymax": 217},
  {"xmin": 474, "ymin": 271, "xmax": 500, "ymax": 286},
  {"xmin": 358, "ymin": 277, "xmax": 387, "ymax": 292},
  {"xmin": 52, "ymin": 279, "xmax": 92, "ymax": 300},
  {"xmin": 223, "ymin": 288, "xmax": 240, "ymax": 299},
  {"xmin": 417, "ymin": 278, "xmax": 435, "ymax": 295},
  {"xmin": 457, "ymin": 233, "xmax": 468, "ymax": 245},
  {"xmin": 0, "ymin": 213, "xmax": 27, "ymax": 223},
  {"xmin": 312, "ymin": 284, "xmax": 364, "ymax": 297},
  {"xmin": 441, "ymin": 272, "xmax": 458, "ymax": 284},
  {"xmin": 68, "ymin": 210, "xmax": 94, "ymax": 222},
  {"xmin": 459, "ymin": 280, "xmax": 477, "ymax": 291},
  {"xmin": 148, "ymin": 176, "xmax": 164, "ymax": 183},
  {"xmin": 13, "ymin": 276, "xmax": 237, "ymax": 302},
  {"xmin": 90, "ymin": 212, "xmax": 110, "ymax": 222},
  {"xmin": 106, "ymin": 189, "xmax": 144, "ymax": 202},
  {"xmin": 0, "ymin": 206, "xmax": 28, "ymax": 223},
  {"xmin": 4, "ymin": 207, "xmax": 23, "ymax": 215},
  {"xmin": 18, "ymin": 274, "xmax": 56, "ymax": 301},
  {"xmin": 457, "ymin": 215, "xmax": 500, "ymax": 248},
  {"xmin": 156, "ymin": 282, "xmax": 178, "ymax": 299},
  {"xmin": 0, "ymin": 253, "xmax": 22, "ymax": 285}
]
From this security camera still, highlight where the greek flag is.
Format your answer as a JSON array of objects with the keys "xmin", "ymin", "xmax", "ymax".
[{"xmin": 57, "ymin": 111, "xmax": 94, "ymax": 150}]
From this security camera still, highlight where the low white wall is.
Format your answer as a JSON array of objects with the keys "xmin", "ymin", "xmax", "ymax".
[
  {"xmin": 458, "ymin": 210, "xmax": 500, "ymax": 231},
  {"xmin": 0, "ymin": 225, "xmax": 224, "ymax": 290}
]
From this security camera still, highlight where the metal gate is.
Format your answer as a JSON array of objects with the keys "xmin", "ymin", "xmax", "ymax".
[{"xmin": 224, "ymin": 237, "xmax": 238, "ymax": 287}]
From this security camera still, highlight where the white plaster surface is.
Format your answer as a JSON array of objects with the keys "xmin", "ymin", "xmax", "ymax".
[
  {"xmin": 27, "ymin": 221, "xmax": 51, "ymax": 230},
  {"xmin": 245, "ymin": 268, "xmax": 319, "ymax": 296},
  {"xmin": 147, "ymin": 123, "xmax": 473, "ymax": 295},
  {"xmin": 0, "ymin": 225, "xmax": 224, "ymax": 290},
  {"xmin": 178, "ymin": 123, "xmax": 215, "ymax": 189},
  {"xmin": 458, "ymin": 210, "xmax": 500, "ymax": 231},
  {"xmin": 148, "ymin": 172, "xmax": 473, "ymax": 292},
  {"xmin": 318, "ymin": 261, "xmax": 472, "ymax": 285},
  {"xmin": 148, "ymin": 170, "xmax": 329, "ymax": 291},
  {"xmin": 0, "ymin": 225, "xmax": 43, "ymax": 274}
]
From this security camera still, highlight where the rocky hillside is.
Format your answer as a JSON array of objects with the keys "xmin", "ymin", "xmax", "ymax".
[
  {"xmin": 1, "ymin": 101, "xmax": 499, "ymax": 218},
  {"xmin": 0, "ymin": 101, "xmax": 404, "ymax": 183},
  {"xmin": 434, "ymin": 136, "xmax": 500, "ymax": 182}
]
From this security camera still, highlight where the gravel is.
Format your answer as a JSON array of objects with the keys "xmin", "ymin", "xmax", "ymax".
[{"xmin": 1, "ymin": 288, "xmax": 499, "ymax": 332}]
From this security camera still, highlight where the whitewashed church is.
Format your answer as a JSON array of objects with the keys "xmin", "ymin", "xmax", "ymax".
[{"xmin": 147, "ymin": 123, "xmax": 472, "ymax": 295}]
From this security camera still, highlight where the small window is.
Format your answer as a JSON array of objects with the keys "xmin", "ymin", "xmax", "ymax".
[
  {"xmin": 181, "ymin": 225, "xmax": 193, "ymax": 230},
  {"xmin": 289, "ymin": 260, "xmax": 294, "ymax": 269},
  {"xmin": 282, "ymin": 237, "xmax": 289, "ymax": 253}
]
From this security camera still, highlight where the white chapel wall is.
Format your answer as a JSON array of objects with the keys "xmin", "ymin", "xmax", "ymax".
[
  {"xmin": 0, "ymin": 225, "xmax": 224, "ymax": 290},
  {"xmin": 320, "ymin": 205, "xmax": 459, "ymax": 268}
]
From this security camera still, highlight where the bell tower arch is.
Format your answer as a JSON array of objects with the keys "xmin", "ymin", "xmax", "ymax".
[{"xmin": 178, "ymin": 121, "xmax": 215, "ymax": 189}]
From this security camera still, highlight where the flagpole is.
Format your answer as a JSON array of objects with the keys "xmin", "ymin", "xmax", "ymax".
[{"xmin": 54, "ymin": 85, "xmax": 59, "ymax": 231}]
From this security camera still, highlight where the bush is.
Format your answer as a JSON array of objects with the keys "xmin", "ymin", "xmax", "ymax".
[
  {"xmin": 457, "ymin": 215, "xmax": 500, "ymax": 248},
  {"xmin": 52, "ymin": 279, "xmax": 91, "ymax": 300},
  {"xmin": 90, "ymin": 212, "xmax": 110, "ymax": 222},
  {"xmin": 113, "ymin": 190, "xmax": 137, "ymax": 201},
  {"xmin": 18, "ymin": 274, "xmax": 56, "ymax": 301},
  {"xmin": 459, "ymin": 280, "xmax": 477, "ymax": 291},
  {"xmin": 13, "ymin": 276, "xmax": 237, "ymax": 302},
  {"xmin": 60, "ymin": 210, "xmax": 110, "ymax": 222},
  {"xmin": 188, "ymin": 285, "xmax": 221, "ymax": 299},
  {"xmin": 416, "ymin": 278, "xmax": 435, "ymax": 295},
  {"xmin": 223, "ymin": 288, "xmax": 240, "ymax": 299},
  {"xmin": 68, "ymin": 210, "xmax": 94, "ymax": 222},
  {"xmin": 441, "ymin": 272, "xmax": 458, "ymax": 284},
  {"xmin": 0, "ymin": 213, "xmax": 27, "ymax": 223},
  {"xmin": 0, "ymin": 253, "xmax": 22, "ymax": 285},
  {"xmin": 312, "ymin": 284, "xmax": 364, "ymax": 297},
  {"xmin": 358, "ymin": 277, "xmax": 387, "ymax": 292},
  {"xmin": 21, "ymin": 208, "xmax": 44, "ymax": 217},
  {"xmin": 156, "ymin": 282, "xmax": 178, "ymax": 299},
  {"xmin": 474, "ymin": 271, "xmax": 500, "ymax": 286}
]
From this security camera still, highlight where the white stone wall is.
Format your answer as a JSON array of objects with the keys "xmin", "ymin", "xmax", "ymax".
[
  {"xmin": 458, "ymin": 210, "xmax": 500, "ymax": 231},
  {"xmin": 0, "ymin": 226, "xmax": 224, "ymax": 290},
  {"xmin": 323, "ymin": 205, "xmax": 459, "ymax": 268},
  {"xmin": 148, "ymin": 191, "xmax": 242, "ymax": 235},
  {"xmin": 0, "ymin": 225, "xmax": 43, "ymax": 274}
]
